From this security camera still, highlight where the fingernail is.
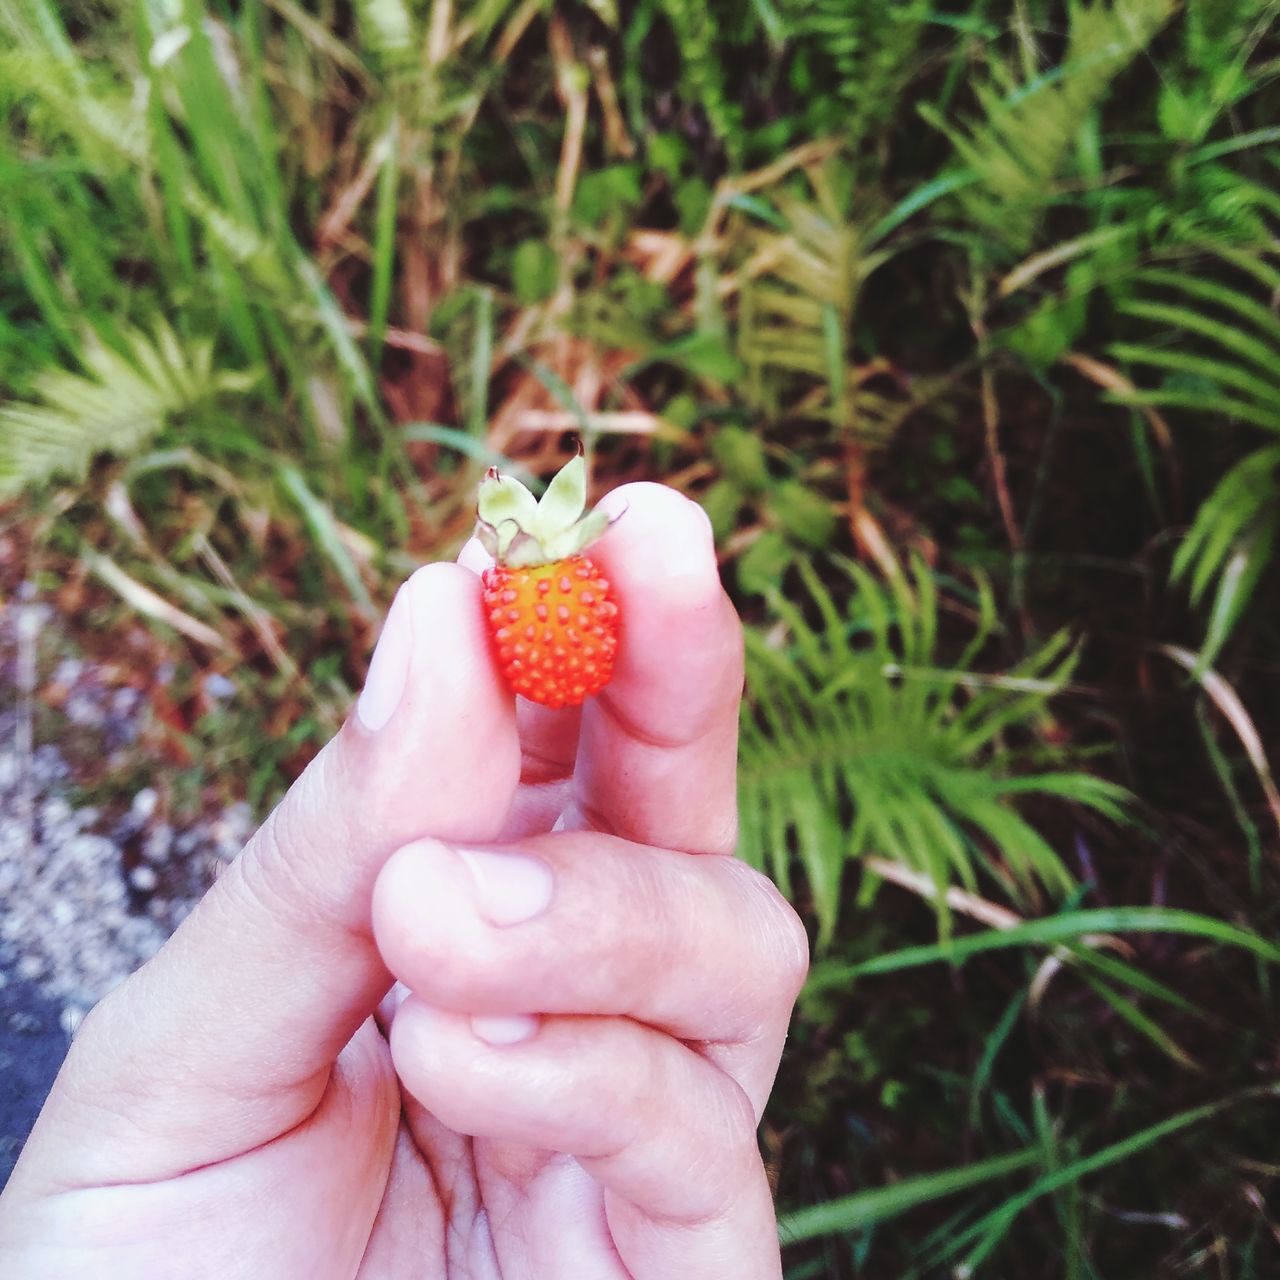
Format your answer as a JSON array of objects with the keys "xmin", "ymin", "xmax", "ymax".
[
  {"xmin": 456, "ymin": 848, "xmax": 553, "ymax": 926},
  {"xmin": 471, "ymin": 1014, "xmax": 539, "ymax": 1046},
  {"xmin": 357, "ymin": 586, "xmax": 411, "ymax": 732}
]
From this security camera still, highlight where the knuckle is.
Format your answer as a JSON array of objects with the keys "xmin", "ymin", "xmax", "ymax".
[
  {"xmin": 52, "ymin": 980, "xmax": 174, "ymax": 1136},
  {"xmin": 774, "ymin": 895, "xmax": 811, "ymax": 999},
  {"xmin": 725, "ymin": 857, "xmax": 810, "ymax": 1000},
  {"xmin": 678, "ymin": 1076, "xmax": 764, "ymax": 1225},
  {"xmin": 720, "ymin": 1073, "xmax": 764, "ymax": 1158}
]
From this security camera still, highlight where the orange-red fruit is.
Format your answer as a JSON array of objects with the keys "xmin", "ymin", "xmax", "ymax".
[{"xmin": 481, "ymin": 554, "xmax": 620, "ymax": 708}]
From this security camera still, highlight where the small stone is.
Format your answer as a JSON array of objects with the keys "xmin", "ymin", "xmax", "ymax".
[
  {"xmin": 204, "ymin": 673, "xmax": 236, "ymax": 700},
  {"xmin": 53, "ymin": 659, "xmax": 84, "ymax": 686},
  {"xmin": 99, "ymin": 877, "xmax": 126, "ymax": 906},
  {"xmin": 129, "ymin": 864, "xmax": 158, "ymax": 893},
  {"xmin": 33, "ymin": 747, "xmax": 68, "ymax": 783},
  {"xmin": 131, "ymin": 788, "xmax": 158, "ymax": 821},
  {"xmin": 116, "ymin": 917, "xmax": 162, "ymax": 956},
  {"xmin": 65, "ymin": 693, "xmax": 106, "ymax": 727},
  {"xmin": 41, "ymin": 797, "xmax": 72, "ymax": 828},
  {"xmin": 68, "ymin": 834, "xmax": 111, "ymax": 867},
  {"xmin": 112, "ymin": 687, "xmax": 140, "ymax": 715},
  {"xmin": 143, "ymin": 824, "xmax": 173, "ymax": 864},
  {"xmin": 8, "ymin": 1011, "xmax": 39, "ymax": 1035}
]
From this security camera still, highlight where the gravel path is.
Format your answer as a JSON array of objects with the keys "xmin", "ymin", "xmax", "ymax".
[{"xmin": 0, "ymin": 597, "xmax": 255, "ymax": 1185}]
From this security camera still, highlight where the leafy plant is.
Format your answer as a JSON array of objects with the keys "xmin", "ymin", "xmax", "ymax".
[
  {"xmin": 735, "ymin": 159, "xmax": 890, "ymax": 430},
  {"xmin": 726, "ymin": 151, "xmax": 943, "ymax": 498},
  {"xmin": 651, "ymin": 0, "xmax": 742, "ymax": 163},
  {"xmin": 780, "ymin": 0, "xmax": 932, "ymax": 150},
  {"xmin": 1111, "ymin": 247, "xmax": 1280, "ymax": 669},
  {"xmin": 924, "ymin": 0, "xmax": 1177, "ymax": 256},
  {"xmin": 0, "ymin": 322, "xmax": 254, "ymax": 496},
  {"xmin": 738, "ymin": 554, "xmax": 1127, "ymax": 944}
]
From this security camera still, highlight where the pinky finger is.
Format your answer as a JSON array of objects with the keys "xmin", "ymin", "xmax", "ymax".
[{"xmin": 388, "ymin": 1000, "xmax": 782, "ymax": 1280}]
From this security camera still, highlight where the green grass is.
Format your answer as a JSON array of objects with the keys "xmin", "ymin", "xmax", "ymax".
[{"xmin": 4, "ymin": 0, "xmax": 1280, "ymax": 1275}]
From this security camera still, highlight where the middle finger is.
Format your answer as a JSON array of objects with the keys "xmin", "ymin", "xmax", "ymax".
[{"xmin": 371, "ymin": 831, "xmax": 808, "ymax": 1113}]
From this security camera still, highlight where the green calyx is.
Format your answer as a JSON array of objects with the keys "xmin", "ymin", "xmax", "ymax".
[{"xmin": 476, "ymin": 454, "xmax": 615, "ymax": 568}]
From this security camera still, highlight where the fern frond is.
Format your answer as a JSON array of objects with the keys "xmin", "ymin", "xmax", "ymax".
[
  {"xmin": 0, "ymin": 47, "xmax": 145, "ymax": 171},
  {"xmin": 734, "ymin": 160, "xmax": 907, "ymax": 443},
  {"xmin": 739, "ymin": 556, "xmax": 1125, "ymax": 946},
  {"xmin": 1111, "ymin": 251, "xmax": 1280, "ymax": 666},
  {"xmin": 780, "ymin": 0, "xmax": 931, "ymax": 146},
  {"xmin": 1171, "ymin": 445, "xmax": 1280, "ymax": 670},
  {"xmin": 654, "ymin": 0, "xmax": 742, "ymax": 161},
  {"xmin": 925, "ymin": 0, "xmax": 1176, "ymax": 255},
  {"xmin": 0, "ymin": 321, "xmax": 254, "ymax": 496}
]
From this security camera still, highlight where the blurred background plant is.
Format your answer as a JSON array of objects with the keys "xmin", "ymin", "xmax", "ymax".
[{"xmin": 3, "ymin": 0, "xmax": 1280, "ymax": 1274}]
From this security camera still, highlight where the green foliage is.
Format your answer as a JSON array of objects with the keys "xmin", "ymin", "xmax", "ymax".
[
  {"xmin": 651, "ymin": 0, "xmax": 742, "ymax": 163},
  {"xmin": 731, "ymin": 157, "xmax": 931, "ymax": 450},
  {"xmin": 739, "ymin": 555, "xmax": 1127, "ymax": 945},
  {"xmin": 925, "ymin": 0, "xmax": 1177, "ymax": 255},
  {"xmin": 1157, "ymin": 0, "xmax": 1276, "ymax": 147},
  {"xmin": 780, "ymin": 0, "xmax": 932, "ymax": 148},
  {"xmin": 0, "ymin": 323, "xmax": 254, "ymax": 496},
  {"xmin": 0, "ymin": 0, "xmax": 383, "ymax": 466},
  {"xmin": 1112, "ymin": 248, "xmax": 1280, "ymax": 668},
  {"xmin": 355, "ymin": 0, "xmax": 416, "ymax": 68},
  {"xmin": 511, "ymin": 240, "xmax": 560, "ymax": 305}
]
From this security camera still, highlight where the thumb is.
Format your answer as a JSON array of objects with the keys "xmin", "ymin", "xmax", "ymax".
[{"xmin": 27, "ymin": 563, "xmax": 520, "ymax": 1184}]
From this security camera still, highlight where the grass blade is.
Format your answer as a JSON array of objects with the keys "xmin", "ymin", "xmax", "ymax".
[
  {"xmin": 809, "ymin": 907, "xmax": 1280, "ymax": 990},
  {"xmin": 279, "ymin": 465, "xmax": 376, "ymax": 618},
  {"xmin": 939, "ymin": 1085, "xmax": 1280, "ymax": 1272},
  {"xmin": 779, "ymin": 1147, "xmax": 1040, "ymax": 1245},
  {"xmin": 367, "ymin": 117, "xmax": 400, "ymax": 365}
]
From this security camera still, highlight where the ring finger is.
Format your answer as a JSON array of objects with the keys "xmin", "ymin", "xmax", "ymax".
[{"xmin": 389, "ymin": 999, "xmax": 782, "ymax": 1280}]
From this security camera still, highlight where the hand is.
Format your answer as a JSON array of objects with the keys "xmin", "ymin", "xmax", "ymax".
[{"xmin": 0, "ymin": 484, "xmax": 808, "ymax": 1279}]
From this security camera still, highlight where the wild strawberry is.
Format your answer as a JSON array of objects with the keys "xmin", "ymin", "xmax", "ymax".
[{"xmin": 475, "ymin": 454, "xmax": 621, "ymax": 708}]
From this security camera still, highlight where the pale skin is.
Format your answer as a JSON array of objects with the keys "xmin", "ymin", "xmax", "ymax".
[{"xmin": 0, "ymin": 483, "xmax": 809, "ymax": 1279}]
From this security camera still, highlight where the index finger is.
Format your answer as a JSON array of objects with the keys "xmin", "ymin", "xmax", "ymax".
[
  {"xmin": 569, "ymin": 482, "xmax": 743, "ymax": 855},
  {"xmin": 19, "ymin": 565, "xmax": 523, "ymax": 1186}
]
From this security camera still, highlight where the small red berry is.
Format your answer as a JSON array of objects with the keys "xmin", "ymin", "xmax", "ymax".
[
  {"xmin": 473, "ymin": 454, "xmax": 623, "ymax": 707},
  {"xmin": 480, "ymin": 557, "xmax": 619, "ymax": 707}
]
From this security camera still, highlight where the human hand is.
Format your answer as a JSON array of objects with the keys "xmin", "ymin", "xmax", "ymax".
[{"xmin": 0, "ymin": 484, "xmax": 808, "ymax": 1279}]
